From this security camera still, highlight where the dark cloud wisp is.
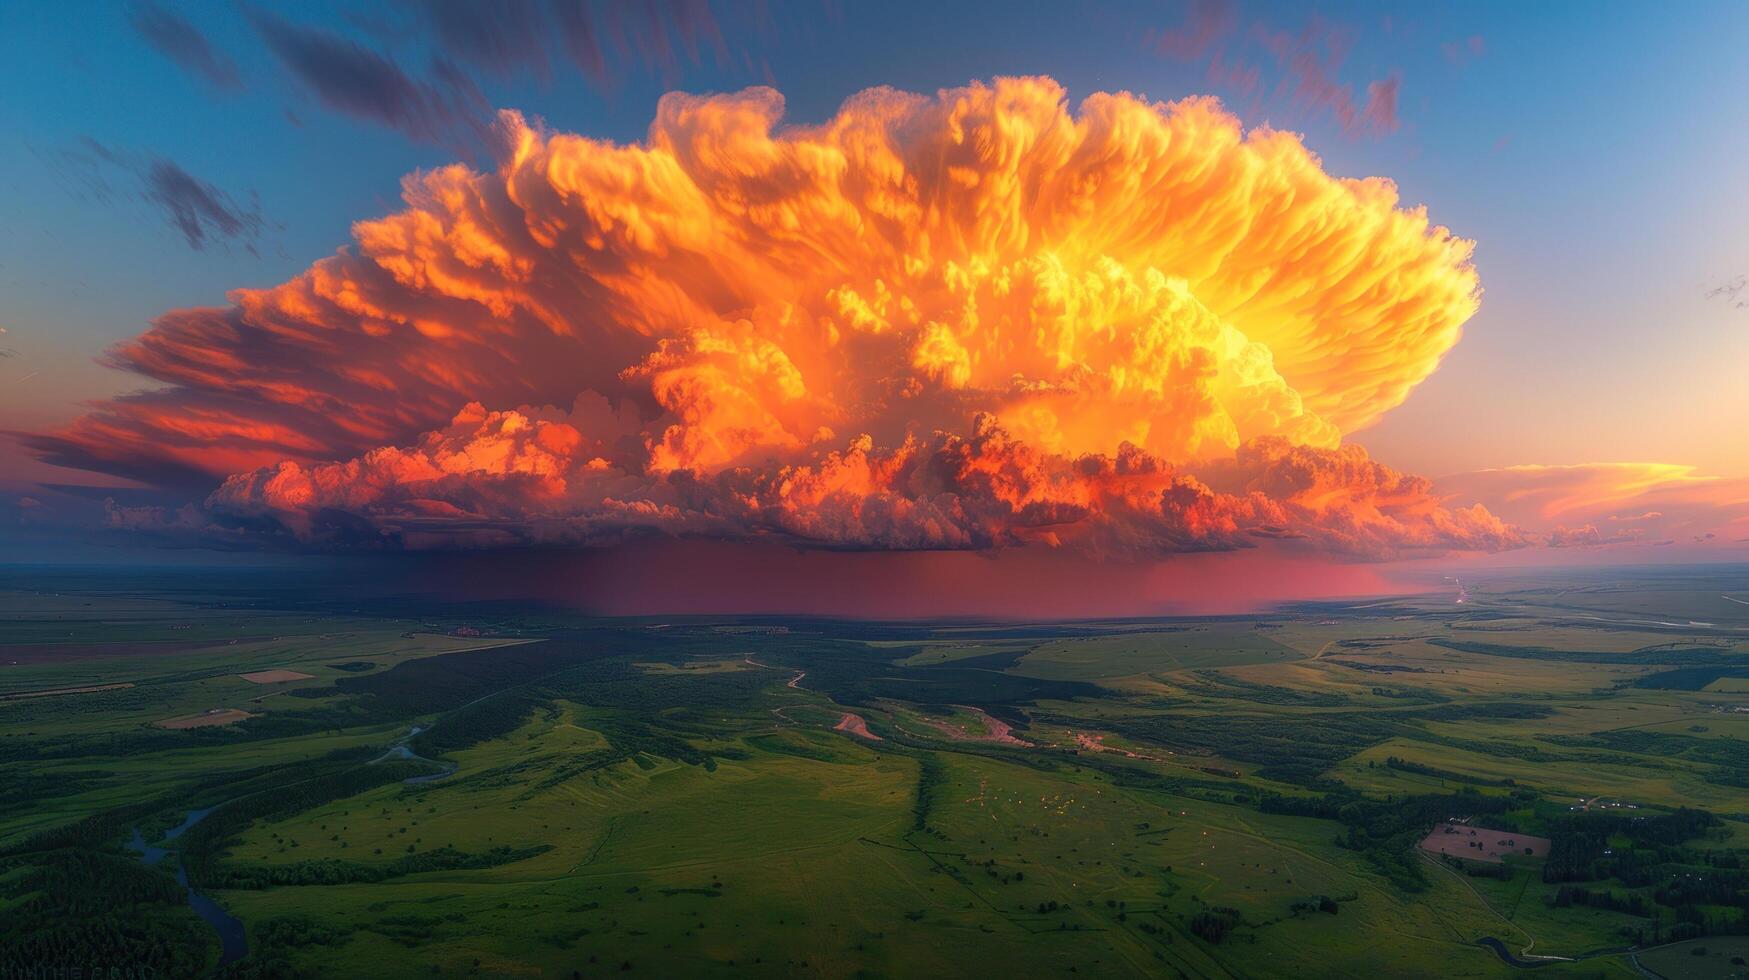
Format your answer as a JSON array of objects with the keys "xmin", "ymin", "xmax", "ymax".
[
  {"xmin": 54, "ymin": 139, "xmax": 265, "ymax": 253},
  {"xmin": 129, "ymin": 1, "xmax": 244, "ymax": 91},
  {"xmin": 247, "ymin": 8, "xmax": 485, "ymax": 146},
  {"xmin": 142, "ymin": 159, "xmax": 264, "ymax": 252},
  {"xmin": 411, "ymin": 0, "xmax": 550, "ymax": 80}
]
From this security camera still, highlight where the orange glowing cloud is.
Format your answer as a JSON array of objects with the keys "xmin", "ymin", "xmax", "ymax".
[
  {"xmin": 1437, "ymin": 463, "xmax": 1749, "ymax": 549},
  {"xmin": 205, "ymin": 405, "xmax": 1520, "ymax": 556},
  {"xmin": 31, "ymin": 77, "xmax": 1502, "ymax": 557}
]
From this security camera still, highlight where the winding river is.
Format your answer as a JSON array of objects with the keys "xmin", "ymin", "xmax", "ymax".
[
  {"xmin": 121, "ymin": 727, "xmax": 451, "ymax": 966},
  {"xmin": 128, "ymin": 807, "xmax": 248, "ymax": 965}
]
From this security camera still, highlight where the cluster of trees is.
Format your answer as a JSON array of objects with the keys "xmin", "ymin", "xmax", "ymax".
[
  {"xmin": 1189, "ymin": 907, "xmax": 1241, "ymax": 944},
  {"xmin": 0, "ymin": 848, "xmax": 210, "ymax": 978},
  {"xmin": 0, "ymin": 766, "xmax": 115, "ymax": 806},
  {"xmin": 1, "ymin": 683, "xmax": 162, "ymax": 726},
  {"xmin": 1542, "ymin": 807, "xmax": 1719, "ymax": 885},
  {"xmin": 1451, "ymin": 857, "xmax": 1514, "ymax": 880},
  {"xmin": 912, "ymin": 753, "xmax": 945, "ymax": 832},
  {"xmin": 204, "ymin": 917, "xmax": 360, "ymax": 979},
  {"xmin": 1537, "ymin": 806, "xmax": 1749, "ymax": 940},
  {"xmin": 524, "ymin": 748, "xmax": 635, "ymax": 796},
  {"xmin": 1086, "ymin": 711, "xmax": 1401, "ymax": 789},
  {"xmin": 1427, "ymin": 638, "xmax": 1736, "ymax": 666},
  {"xmin": 1547, "ymin": 730, "xmax": 1749, "ymax": 770},
  {"xmin": 1368, "ymin": 686, "xmax": 1448, "ymax": 702},
  {"xmin": 1412, "ymin": 702, "xmax": 1552, "ymax": 723},
  {"xmin": 1261, "ymin": 786, "xmax": 1522, "ymax": 890},
  {"xmin": 1654, "ymin": 867, "xmax": 1749, "ymax": 909},
  {"xmin": 1549, "ymin": 885, "xmax": 1648, "ymax": 915},
  {"xmin": 1382, "ymin": 755, "xmax": 1515, "ymax": 787},
  {"xmin": 210, "ymin": 844, "xmax": 552, "ymax": 889},
  {"xmin": 254, "ymin": 915, "xmax": 353, "ymax": 948},
  {"xmin": 409, "ymin": 689, "xmax": 540, "ymax": 756},
  {"xmin": 1632, "ymin": 665, "xmax": 1749, "ymax": 690}
]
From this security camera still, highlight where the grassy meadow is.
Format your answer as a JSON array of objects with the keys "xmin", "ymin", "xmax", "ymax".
[{"xmin": 4, "ymin": 564, "xmax": 1749, "ymax": 977}]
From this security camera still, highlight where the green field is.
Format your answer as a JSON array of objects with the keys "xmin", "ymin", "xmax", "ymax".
[{"xmin": 5, "ymin": 564, "xmax": 1749, "ymax": 977}]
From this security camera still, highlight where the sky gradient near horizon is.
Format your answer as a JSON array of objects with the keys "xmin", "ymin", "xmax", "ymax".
[{"xmin": 2, "ymin": 1, "xmax": 1746, "ymax": 612}]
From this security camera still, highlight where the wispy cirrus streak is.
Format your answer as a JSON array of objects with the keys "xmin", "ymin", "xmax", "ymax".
[
  {"xmin": 1438, "ymin": 463, "xmax": 1749, "ymax": 549},
  {"xmin": 129, "ymin": 0, "xmax": 243, "ymax": 91},
  {"xmin": 29, "ymin": 76, "xmax": 1506, "ymax": 558}
]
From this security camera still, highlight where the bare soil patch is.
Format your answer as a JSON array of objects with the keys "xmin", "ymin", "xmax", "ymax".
[
  {"xmin": 239, "ymin": 669, "xmax": 315, "ymax": 684},
  {"xmin": 156, "ymin": 708, "xmax": 254, "ymax": 729},
  {"xmin": 1418, "ymin": 822, "xmax": 1549, "ymax": 863},
  {"xmin": 834, "ymin": 712, "xmax": 881, "ymax": 740},
  {"xmin": 1074, "ymin": 731, "xmax": 1170, "ymax": 762},
  {"xmin": 917, "ymin": 705, "xmax": 1032, "ymax": 746}
]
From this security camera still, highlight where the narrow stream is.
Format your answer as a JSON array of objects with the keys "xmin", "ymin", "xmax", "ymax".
[
  {"xmin": 128, "ymin": 807, "xmax": 248, "ymax": 965},
  {"xmin": 120, "ymin": 727, "xmax": 449, "ymax": 966},
  {"xmin": 376, "ymin": 725, "xmax": 458, "ymax": 784}
]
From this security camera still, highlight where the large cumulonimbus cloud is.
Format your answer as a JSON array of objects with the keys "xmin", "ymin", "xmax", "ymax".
[{"xmin": 29, "ymin": 76, "xmax": 1514, "ymax": 557}]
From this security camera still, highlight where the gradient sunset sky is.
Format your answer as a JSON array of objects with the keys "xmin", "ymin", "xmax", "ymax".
[{"xmin": 2, "ymin": 1, "xmax": 1745, "ymax": 612}]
